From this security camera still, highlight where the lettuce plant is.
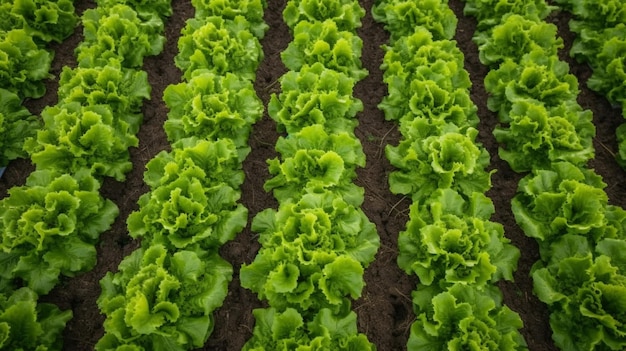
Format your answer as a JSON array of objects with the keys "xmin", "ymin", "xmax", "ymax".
[
  {"xmin": 512, "ymin": 162, "xmax": 626, "ymax": 255},
  {"xmin": 97, "ymin": 0, "xmax": 173, "ymax": 19},
  {"xmin": 0, "ymin": 29, "xmax": 52, "ymax": 98},
  {"xmin": 484, "ymin": 50, "xmax": 579, "ymax": 119},
  {"xmin": 240, "ymin": 191, "xmax": 379, "ymax": 314},
  {"xmin": 142, "ymin": 137, "xmax": 244, "ymax": 190},
  {"xmin": 283, "ymin": 0, "xmax": 365, "ymax": 31},
  {"xmin": 0, "ymin": 88, "xmax": 40, "ymax": 166},
  {"xmin": 378, "ymin": 28, "xmax": 476, "ymax": 125},
  {"xmin": 127, "ymin": 138, "xmax": 247, "ymax": 251},
  {"xmin": 77, "ymin": 4, "xmax": 165, "ymax": 68},
  {"xmin": 392, "ymin": 109, "xmax": 477, "ymax": 155},
  {"xmin": 268, "ymin": 63, "xmax": 362, "ymax": 134},
  {"xmin": 386, "ymin": 127, "xmax": 492, "ymax": 201},
  {"xmin": 474, "ymin": 14, "xmax": 563, "ymax": 66},
  {"xmin": 281, "ymin": 19, "xmax": 367, "ymax": 81},
  {"xmin": 163, "ymin": 70, "xmax": 263, "ymax": 155},
  {"xmin": 381, "ymin": 78, "xmax": 477, "ymax": 129},
  {"xmin": 34, "ymin": 62, "xmax": 150, "ymax": 181},
  {"xmin": 380, "ymin": 61, "xmax": 477, "ymax": 129},
  {"xmin": 555, "ymin": 2, "xmax": 626, "ymax": 168},
  {"xmin": 176, "ymin": 16, "xmax": 262, "ymax": 81},
  {"xmin": 398, "ymin": 189, "xmax": 520, "ymax": 288},
  {"xmin": 0, "ymin": 169, "xmax": 118, "ymax": 294},
  {"xmin": 254, "ymin": 191, "xmax": 379, "ymax": 266},
  {"xmin": 554, "ymin": 0, "xmax": 626, "ymax": 28},
  {"xmin": 57, "ymin": 61, "xmax": 151, "ymax": 116},
  {"xmin": 372, "ymin": 0, "xmax": 457, "ymax": 41},
  {"xmin": 264, "ymin": 124, "xmax": 366, "ymax": 205},
  {"xmin": 242, "ymin": 308, "xmax": 375, "ymax": 350},
  {"xmin": 380, "ymin": 28, "xmax": 470, "ymax": 91},
  {"xmin": 0, "ymin": 287, "xmax": 72, "ymax": 351},
  {"xmin": 191, "ymin": 0, "xmax": 268, "ymax": 38},
  {"xmin": 568, "ymin": 14, "xmax": 626, "ymax": 62},
  {"xmin": 97, "ymin": 244, "xmax": 232, "ymax": 351},
  {"xmin": 0, "ymin": 0, "xmax": 77, "ymax": 43},
  {"xmin": 532, "ymin": 235, "xmax": 626, "ymax": 351},
  {"xmin": 129, "ymin": 181, "xmax": 247, "ymax": 252},
  {"xmin": 555, "ymin": 1, "xmax": 626, "ymax": 109},
  {"xmin": 462, "ymin": 0, "xmax": 554, "ymax": 29},
  {"xmin": 493, "ymin": 100, "xmax": 595, "ymax": 172},
  {"xmin": 24, "ymin": 102, "xmax": 140, "ymax": 181},
  {"xmin": 409, "ymin": 284, "xmax": 527, "ymax": 350},
  {"xmin": 568, "ymin": 12, "xmax": 626, "ymax": 66},
  {"xmin": 582, "ymin": 27, "xmax": 626, "ymax": 113}
]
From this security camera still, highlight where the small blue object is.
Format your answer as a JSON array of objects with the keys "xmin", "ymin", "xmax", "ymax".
[{"xmin": 0, "ymin": 167, "xmax": 5, "ymax": 179}]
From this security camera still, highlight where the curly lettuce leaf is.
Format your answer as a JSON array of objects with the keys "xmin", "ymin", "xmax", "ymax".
[
  {"xmin": 409, "ymin": 284, "xmax": 527, "ymax": 350},
  {"xmin": 394, "ymin": 110, "xmax": 477, "ymax": 159},
  {"xmin": 583, "ymin": 26, "xmax": 626, "ymax": 110},
  {"xmin": 560, "ymin": 0, "xmax": 626, "ymax": 111},
  {"xmin": 57, "ymin": 61, "xmax": 151, "ymax": 115},
  {"xmin": 129, "ymin": 182, "xmax": 247, "ymax": 252},
  {"xmin": 484, "ymin": 50, "xmax": 579, "ymax": 119},
  {"xmin": 97, "ymin": 245, "xmax": 232, "ymax": 350},
  {"xmin": 398, "ymin": 189, "xmax": 520, "ymax": 287},
  {"xmin": 176, "ymin": 16, "xmax": 262, "ymax": 81},
  {"xmin": 0, "ymin": 0, "xmax": 77, "ymax": 43},
  {"xmin": 560, "ymin": 15, "xmax": 626, "ymax": 169},
  {"xmin": 386, "ymin": 128, "xmax": 493, "ymax": 201},
  {"xmin": 556, "ymin": 0, "xmax": 626, "ymax": 29},
  {"xmin": 381, "ymin": 28, "xmax": 470, "ymax": 90},
  {"xmin": 132, "ymin": 138, "xmax": 247, "ymax": 249},
  {"xmin": 77, "ymin": 4, "xmax": 165, "ymax": 68},
  {"xmin": 283, "ymin": 0, "xmax": 365, "ymax": 31},
  {"xmin": 163, "ymin": 70, "xmax": 263, "ymax": 156},
  {"xmin": 0, "ymin": 287, "xmax": 72, "ymax": 350},
  {"xmin": 493, "ymin": 100, "xmax": 595, "ymax": 172},
  {"xmin": 378, "ymin": 28, "xmax": 476, "ymax": 127},
  {"xmin": 380, "ymin": 78, "xmax": 477, "ymax": 131},
  {"xmin": 241, "ymin": 246, "xmax": 363, "ymax": 314},
  {"xmin": 372, "ymin": 0, "xmax": 457, "ymax": 41},
  {"xmin": 96, "ymin": 0, "xmax": 173, "ymax": 19},
  {"xmin": 268, "ymin": 63, "xmax": 362, "ymax": 135},
  {"xmin": 533, "ymin": 239, "xmax": 626, "ymax": 351},
  {"xmin": 24, "ymin": 102, "xmax": 140, "ymax": 181},
  {"xmin": 0, "ymin": 88, "xmax": 40, "ymax": 166},
  {"xmin": 462, "ymin": 0, "xmax": 554, "ymax": 29},
  {"xmin": 0, "ymin": 169, "xmax": 118, "ymax": 294},
  {"xmin": 281, "ymin": 19, "xmax": 367, "ymax": 81},
  {"xmin": 143, "ymin": 137, "xmax": 244, "ymax": 190},
  {"xmin": 253, "ymin": 191, "xmax": 379, "ymax": 267},
  {"xmin": 241, "ymin": 191, "xmax": 378, "ymax": 314},
  {"xmin": 0, "ymin": 29, "xmax": 52, "ymax": 98},
  {"xmin": 191, "ymin": 0, "xmax": 268, "ymax": 38},
  {"xmin": 474, "ymin": 14, "xmax": 563, "ymax": 66},
  {"xmin": 264, "ymin": 124, "xmax": 365, "ymax": 205},
  {"xmin": 242, "ymin": 308, "xmax": 375, "ymax": 350},
  {"xmin": 511, "ymin": 162, "xmax": 626, "ymax": 253}
]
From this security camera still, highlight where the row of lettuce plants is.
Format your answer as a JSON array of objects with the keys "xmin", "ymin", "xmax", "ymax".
[
  {"xmin": 461, "ymin": 1, "xmax": 626, "ymax": 349},
  {"xmin": 238, "ymin": 0, "xmax": 379, "ymax": 348},
  {"xmin": 94, "ymin": 1, "xmax": 267, "ymax": 349},
  {"xmin": 373, "ymin": 0, "xmax": 527, "ymax": 349},
  {"xmin": 0, "ymin": 0, "xmax": 171, "ymax": 349},
  {"xmin": 0, "ymin": 0, "xmax": 78, "ymax": 176},
  {"xmin": 0, "ymin": 1, "xmax": 79, "ymax": 348},
  {"xmin": 552, "ymin": 0, "xmax": 626, "ymax": 169}
]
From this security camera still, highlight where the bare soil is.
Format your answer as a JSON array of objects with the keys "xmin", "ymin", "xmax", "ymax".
[{"xmin": 1, "ymin": 0, "xmax": 625, "ymax": 350}]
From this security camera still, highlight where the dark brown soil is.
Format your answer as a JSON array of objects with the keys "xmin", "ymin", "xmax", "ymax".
[{"xmin": 1, "ymin": 1, "xmax": 625, "ymax": 350}]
